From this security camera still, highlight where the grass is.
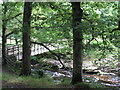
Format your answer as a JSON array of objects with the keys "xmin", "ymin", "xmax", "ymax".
[
  {"xmin": 60, "ymin": 78, "xmax": 71, "ymax": 85},
  {"xmin": 2, "ymin": 70, "xmax": 56, "ymax": 88},
  {"xmin": 2, "ymin": 70, "xmax": 74, "ymax": 88},
  {"xmin": 75, "ymin": 82, "xmax": 108, "ymax": 89},
  {"xmin": 0, "ymin": 72, "xmax": 2, "ymax": 80}
]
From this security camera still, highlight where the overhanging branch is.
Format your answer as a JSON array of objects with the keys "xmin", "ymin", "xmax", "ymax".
[
  {"xmin": 82, "ymin": 17, "xmax": 93, "ymax": 23},
  {"xmin": 110, "ymin": 28, "xmax": 120, "ymax": 33},
  {"xmin": 6, "ymin": 31, "xmax": 14, "ymax": 37},
  {"xmin": 31, "ymin": 41, "xmax": 65, "ymax": 68},
  {"xmin": 15, "ymin": 18, "xmax": 22, "ymax": 25},
  {"xmin": 5, "ymin": 13, "xmax": 22, "ymax": 21}
]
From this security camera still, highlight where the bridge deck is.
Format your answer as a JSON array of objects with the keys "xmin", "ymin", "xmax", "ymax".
[{"xmin": 6, "ymin": 43, "xmax": 63, "ymax": 60}]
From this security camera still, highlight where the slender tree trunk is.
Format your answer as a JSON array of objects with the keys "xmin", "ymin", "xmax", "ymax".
[
  {"xmin": 15, "ymin": 39, "xmax": 18, "ymax": 45},
  {"xmin": 71, "ymin": 2, "xmax": 83, "ymax": 84},
  {"xmin": 2, "ymin": 4, "xmax": 7, "ymax": 65},
  {"xmin": 118, "ymin": 1, "xmax": 120, "ymax": 76},
  {"xmin": 21, "ymin": 2, "xmax": 32, "ymax": 76}
]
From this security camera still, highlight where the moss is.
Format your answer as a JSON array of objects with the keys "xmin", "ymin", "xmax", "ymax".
[
  {"xmin": 75, "ymin": 82, "xmax": 108, "ymax": 89},
  {"xmin": 88, "ymin": 83, "xmax": 107, "ymax": 89},
  {"xmin": 75, "ymin": 82, "xmax": 90, "ymax": 89},
  {"xmin": 61, "ymin": 78, "xmax": 71, "ymax": 85},
  {"xmin": 0, "ymin": 72, "xmax": 2, "ymax": 80}
]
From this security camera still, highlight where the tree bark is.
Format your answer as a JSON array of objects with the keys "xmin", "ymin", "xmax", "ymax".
[
  {"xmin": 2, "ymin": 4, "xmax": 7, "ymax": 65},
  {"xmin": 21, "ymin": 2, "xmax": 32, "ymax": 76},
  {"xmin": 71, "ymin": 2, "xmax": 83, "ymax": 84},
  {"xmin": 118, "ymin": 1, "xmax": 120, "ymax": 76}
]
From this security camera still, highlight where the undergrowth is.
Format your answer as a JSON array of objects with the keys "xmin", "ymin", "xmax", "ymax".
[{"xmin": 2, "ymin": 71, "xmax": 56, "ymax": 88}]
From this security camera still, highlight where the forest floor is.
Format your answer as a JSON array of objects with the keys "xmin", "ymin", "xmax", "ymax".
[
  {"xmin": 2, "ymin": 66, "xmax": 75, "ymax": 89},
  {"xmin": 2, "ymin": 63, "xmax": 119, "ymax": 89},
  {"xmin": 2, "ymin": 66, "xmax": 31, "ymax": 88}
]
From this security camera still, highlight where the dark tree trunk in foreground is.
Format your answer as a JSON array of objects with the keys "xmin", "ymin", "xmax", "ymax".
[
  {"xmin": 2, "ymin": 21, "xmax": 7, "ymax": 65},
  {"xmin": 118, "ymin": 1, "xmax": 120, "ymax": 61},
  {"xmin": 71, "ymin": 2, "xmax": 83, "ymax": 84},
  {"xmin": 21, "ymin": 2, "xmax": 32, "ymax": 76},
  {"xmin": 118, "ymin": 1, "xmax": 120, "ymax": 76},
  {"xmin": 2, "ymin": 4, "xmax": 7, "ymax": 65}
]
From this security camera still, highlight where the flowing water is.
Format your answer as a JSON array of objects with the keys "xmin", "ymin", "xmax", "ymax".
[
  {"xmin": 44, "ymin": 69, "xmax": 72, "ymax": 83},
  {"xmin": 43, "ymin": 69, "xmax": 120, "ymax": 88},
  {"xmin": 31, "ymin": 58, "xmax": 120, "ymax": 88}
]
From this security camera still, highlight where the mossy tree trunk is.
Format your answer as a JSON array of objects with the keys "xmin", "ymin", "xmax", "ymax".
[
  {"xmin": 71, "ymin": 2, "xmax": 83, "ymax": 84},
  {"xmin": 21, "ymin": 2, "xmax": 32, "ymax": 76}
]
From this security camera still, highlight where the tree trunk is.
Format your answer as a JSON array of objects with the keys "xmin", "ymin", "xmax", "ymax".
[
  {"xmin": 15, "ymin": 39, "xmax": 18, "ymax": 45},
  {"xmin": 21, "ymin": 2, "xmax": 32, "ymax": 76},
  {"xmin": 2, "ymin": 4, "xmax": 7, "ymax": 65},
  {"xmin": 71, "ymin": 2, "xmax": 83, "ymax": 84},
  {"xmin": 118, "ymin": 1, "xmax": 120, "ymax": 76}
]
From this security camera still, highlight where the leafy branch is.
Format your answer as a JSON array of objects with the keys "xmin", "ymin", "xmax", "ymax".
[
  {"xmin": 4, "ymin": 13, "xmax": 22, "ymax": 22},
  {"xmin": 110, "ymin": 21, "xmax": 120, "ymax": 33}
]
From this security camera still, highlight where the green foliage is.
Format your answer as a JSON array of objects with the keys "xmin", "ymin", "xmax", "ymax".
[
  {"xmin": 31, "ymin": 2, "xmax": 72, "ymax": 43},
  {"xmin": 2, "ymin": 2, "xmax": 23, "ymax": 45},
  {"xmin": 30, "ymin": 56, "xmax": 39, "ymax": 61},
  {"xmin": 82, "ymin": 2, "xmax": 119, "ymax": 60},
  {"xmin": 3, "ymin": 2, "xmax": 119, "ymax": 60}
]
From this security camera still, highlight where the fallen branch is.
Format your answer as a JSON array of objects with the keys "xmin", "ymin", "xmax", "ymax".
[{"xmin": 31, "ymin": 41, "xmax": 65, "ymax": 68}]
